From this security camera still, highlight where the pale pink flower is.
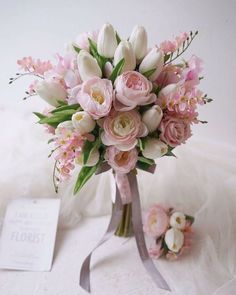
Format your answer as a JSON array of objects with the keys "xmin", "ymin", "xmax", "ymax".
[
  {"xmin": 101, "ymin": 110, "xmax": 147, "ymax": 151},
  {"xmin": 74, "ymin": 30, "xmax": 98, "ymax": 51},
  {"xmin": 105, "ymin": 146, "xmax": 138, "ymax": 174},
  {"xmin": 74, "ymin": 77, "xmax": 113, "ymax": 119},
  {"xmin": 159, "ymin": 114, "xmax": 192, "ymax": 147},
  {"xmin": 159, "ymin": 40, "xmax": 177, "ymax": 54},
  {"xmin": 156, "ymin": 65, "xmax": 184, "ymax": 87},
  {"xmin": 183, "ymin": 55, "xmax": 203, "ymax": 90},
  {"xmin": 149, "ymin": 242, "xmax": 164, "ymax": 259},
  {"xmin": 143, "ymin": 205, "xmax": 169, "ymax": 238},
  {"xmin": 175, "ymin": 32, "xmax": 189, "ymax": 47},
  {"xmin": 114, "ymin": 71, "xmax": 156, "ymax": 111},
  {"xmin": 17, "ymin": 56, "xmax": 53, "ymax": 75}
]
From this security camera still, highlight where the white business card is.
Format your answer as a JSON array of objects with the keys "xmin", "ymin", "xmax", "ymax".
[{"xmin": 0, "ymin": 198, "xmax": 61, "ymax": 271}]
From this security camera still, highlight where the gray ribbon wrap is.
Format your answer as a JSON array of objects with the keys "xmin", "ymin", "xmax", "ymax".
[{"xmin": 79, "ymin": 171, "xmax": 171, "ymax": 293}]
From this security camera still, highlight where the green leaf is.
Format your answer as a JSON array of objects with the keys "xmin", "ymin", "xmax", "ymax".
[
  {"xmin": 109, "ymin": 58, "xmax": 125, "ymax": 83},
  {"xmin": 138, "ymin": 138, "xmax": 146, "ymax": 151},
  {"xmin": 165, "ymin": 146, "xmax": 176, "ymax": 157},
  {"xmin": 152, "ymin": 85, "xmax": 161, "ymax": 96},
  {"xmin": 33, "ymin": 112, "xmax": 47, "ymax": 120},
  {"xmin": 56, "ymin": 100, "xmax": 67, "ymax": 106},
  {"xmin": 88, "ymin": 38, "xmax": 107, "ymax": 71},
  {"xmin": 138, "ymin": 156, "xmax": 155, "ymax": 165},
  {"xmin": 136, "ymin": 160, "xmax": 154, "ymax": 172},
  {"xmin": 83, "ymin": 137, "xmax": 101, "ymax": 165},
  {"xmin": 164, "ymin": 54, "xmax": 171, "ymax": 63},
  {"xmin": 48, "ymin": 138, "xmax": 55, "ymax": 144},
  {"xmin": 185, "ymin": 214, "xmax": 195, "ymax": 225},
  {"xmin": 116, "ymin": 32, "xmax": 121, "ymax": 44},
  {"xmin": 73, "ymin": 44, "xmax": 81, "ymax": 54},
  {"xmin": 51, "ymin": 104, "xmax": 80, "ymax": 114},
  {"xmin": 74, "ymin": 164, "xmax": 98, "ymax": 195},
  {"xmin": 142, "ymin": 68, "xmax": 156, "ymax": 79}
]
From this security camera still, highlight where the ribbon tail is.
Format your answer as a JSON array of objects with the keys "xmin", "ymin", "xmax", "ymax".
[
  {"xmin": 127, "ymin": 172, "xmax": 171, "ymax": 292},
  {"xmin": 79, "ymin": 182, "xmax": 123, "ymax": 293}
]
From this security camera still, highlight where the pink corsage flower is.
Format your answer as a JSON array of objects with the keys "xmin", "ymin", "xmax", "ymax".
[
  {"xmin": 114, "ymin": 71, "xmax": 156, "ymax": 111},
  {"xmin": 73, "ymin": 77, "xmax": 113, "ymax": 119},
  {"xmin": 143, "ymin": 205, "xmax": 169, "ymax": 237},
  {"xmin": 105, "ymin": 146, "xmax": 138, "ymax": 174},
  {"xmin": 101, "ymin": 110, "xmax": 148, "ymax": 151}
]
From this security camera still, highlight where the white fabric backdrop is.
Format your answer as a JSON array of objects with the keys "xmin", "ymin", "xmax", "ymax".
[{"xmin": 0, "ymin": 0, "xmax": 236, "ymax": 294}]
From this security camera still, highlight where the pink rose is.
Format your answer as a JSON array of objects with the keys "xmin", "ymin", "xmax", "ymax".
[
  {"xmin": 159, "ymin": 114, "xmax": 192, "ymax": 147},
  {"xmin": 143, "ymin": 205, "xmax": 169, "ymax": 238},
  {"xmin": 74, "ymin": 77, "xmax": 113, "ymax": 119},
  {"xmin": 114, "ymin": 71, "xmax": 156, "ymax": 111},
  {"xmin": 101, "ymin": 110, "xmax": 148, "ymax": 151},
  {"xmin": 105, "ymin": 146, "xmax": 138, "ymax": 174}
]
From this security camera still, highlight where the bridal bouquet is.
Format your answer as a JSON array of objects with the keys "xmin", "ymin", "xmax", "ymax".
[{"xmin": 11, "ymin": 23, "xmax": 211, "ymax": 292}]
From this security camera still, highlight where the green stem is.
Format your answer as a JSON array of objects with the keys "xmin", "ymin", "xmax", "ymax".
[{"xmin": 115, "ymin": 203, "xmax": 133, "ymax": 237}]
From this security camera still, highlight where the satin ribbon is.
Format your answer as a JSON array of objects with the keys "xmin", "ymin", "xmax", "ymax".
[{"xmin": 79, "ymin": 171, "xmax": 171, "ymax": 293}]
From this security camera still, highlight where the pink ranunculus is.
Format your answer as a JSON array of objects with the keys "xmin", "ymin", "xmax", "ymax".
[
  {"xmin": 149, "ymin": 242, "xmax": 164, "ymax": 259},
  {"xmin": 159, "ymin": 114, "xmax": 192, "ymax": 147},
  {"xmin": 101, "ymin": 110, "xmax": 147, "ymax": 151},
  {"xmin": 114, "ymin": 71, "xmax": 156, "ymax": 111},
  {"xmin": 105, "ymin": 146, "xmax": 138, "ymax": 174},
  {"xmin": 143, "ymin": 205, "xmax": 169, "ymax": 238},
  {"xmin": 74, "ymin": 77, "xmax": 113, "ymax": 119}
]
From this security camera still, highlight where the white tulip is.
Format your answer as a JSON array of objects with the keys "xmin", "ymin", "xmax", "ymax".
[
  {"xmin": 77, "ymin": 50, "xmax": 102, "ymax": 81},
  {"xmin": 139, "ymin": 48, "xmax": 164, "ymax": 81},
  {"xmin": 104, "ymin": 61, "xmax": 113, "ymax": 78},
  {"xmin": 72, "ymin": 111, "xmax": 96, "ymax": 134},
  {"xmin": 36, "ymin": 81, "xmax": 67, "ymax": 107},
  {"xmin": 129, "ymin": 25, "xmax": 148, "ymax": 62},
  {"xmin": 165, "ymin": 228, "xmax": 184, "ymax": 253},
  {"xmin": 97, "ymin": 23, "xmax": 117, "ymax": 58},
  {"xmin": 113, "ymin": 40, "xmax": 136, "ymax": 73},
  {"xmin": 142, "ymin": 105, "xmax": 163, "ymax": 132},
  {"xmin": 170, "ymin": 212, "xmax": 186, "ymax": 230},
  {"xmin": 142, "ymin": 138, "xmax": 168, "ymax": 159},
  {"xmin": 76, "ymin": 147, "xmax": 100, "ymax": 167},
  {"xmin": 55, "ymin": 121, "xmax": 74, "ymax": 136},
  {"xmin": 159, "ymin": 83, "xmax": 178, "ymax": 97}
]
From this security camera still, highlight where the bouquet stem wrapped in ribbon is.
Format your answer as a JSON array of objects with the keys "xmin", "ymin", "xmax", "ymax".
[{"xmin": 11, "ymin": 22, "xmax": 211, "ymax": 293}]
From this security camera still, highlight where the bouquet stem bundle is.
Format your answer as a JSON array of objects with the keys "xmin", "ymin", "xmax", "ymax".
[{"xmin": 114, "ymin": 203, "xmax": 133, "ymax": 237}]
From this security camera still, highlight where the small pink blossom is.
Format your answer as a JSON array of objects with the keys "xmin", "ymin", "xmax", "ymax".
[
  {"xmin": 73, "ymin": 77, "xmax": 113, "ymax": 119},
  {"xmin": 159, "ymin": 40, "xmax": 177, "ymax": 54},
  {"xmin": 156, "ymin": 65, "xmax": 184, "ymax": 87},
  {"xmin": 143, "ymin": 205, "xmax": 169, "ymax": 238},
  {"xmin": 17, "ymin": 57, "xmax": 53, "ymax": 75},
  {"xmin": 159, "ymin": 114, "xmax": 192, "ymax": 147},
  {"xmin": 175, "ymin": 32, "xmax": 189, "ymax": 47},
  {"xmin": 149, "ymin": 242, "xmax": 164, "ymax": 259},
  {"xmin": 114, "ymin": 71, "xmax": 156, "ymax": 111},
  {"xmin": 105, "ymin": 146, "xmax": 138, "ymax": 173}
]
